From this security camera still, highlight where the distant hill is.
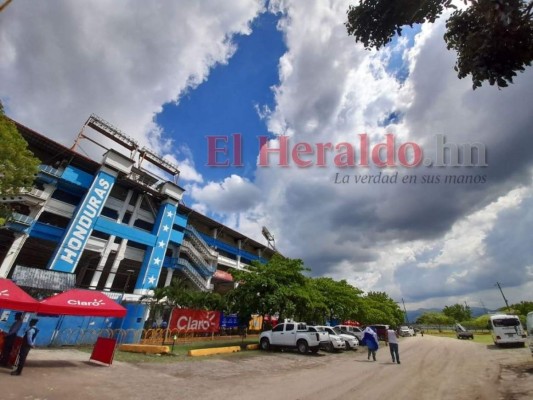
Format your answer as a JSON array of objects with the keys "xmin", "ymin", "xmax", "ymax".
[{"xmin": 405, "ymin": 307, "xmax": 492, "ymax": 323}]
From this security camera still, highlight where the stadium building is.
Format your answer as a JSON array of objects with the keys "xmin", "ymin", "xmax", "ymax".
[{"xmin": 0, "ymin": 114, "xmax": 275, "ymax": 344}]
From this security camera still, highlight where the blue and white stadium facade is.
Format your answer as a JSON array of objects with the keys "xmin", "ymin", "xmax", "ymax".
[{"xmin": 0, "ymin": 115, "xmax": 274, "ymax": 345}]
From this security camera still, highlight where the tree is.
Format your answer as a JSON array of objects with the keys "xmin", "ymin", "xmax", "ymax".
[
  {"xmin": 309, "ymin": 277, "xmax": 363, "ymax": 323},
  {"xmin": 359, "ymin": 291, "xmax": 405, "ymax": 326},
  {"xmin": 416, "ymin": 311, "xmax": 454, "ymax": 326},
  {"xmin": 345, "ymin": 0, "xmax": 533, "ymax": 89},
  {"xmin": 505, "ymin": 300, "xmax": 533, "ymax": 316},
  {"xmin": 442, "ymin": 303, "xmax": 472, "ymax": 321},
  {"xmin": 228, "ymin": 254, "xmax": 309, "ymax": 328},
  {"xmin": 0, "ymin": 103, "xmax": 40, "ymax": 224}
]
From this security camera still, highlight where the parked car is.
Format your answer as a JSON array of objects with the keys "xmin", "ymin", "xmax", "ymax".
[
  {"xmin": 334, "ymin": 325, "xmax": 364, "ymax": 342},
  {"xmin": 325, "ymin": 326, "xmax": 359, "ymax": 350},
  {"xmin": 455, "ymin": 323, "xmax": 474, "ymax": 340},
  {"xmin": 308, "ymin": 326, "xmax": 345, "ymax": 352},
  {"xmin": 368, "ymin": 324, "xmax": 389, "ymax": 341},
  {"xmin": 259, "ymin": 320, "xmax": 327, "ymax": 354}
]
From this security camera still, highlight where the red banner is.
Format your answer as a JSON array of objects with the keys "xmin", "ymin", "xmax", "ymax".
[{"xmin": 169, "ymin": 309, "xmax": 220, "ymax": 333}]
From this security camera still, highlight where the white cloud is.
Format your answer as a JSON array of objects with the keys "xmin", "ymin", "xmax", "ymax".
[
  {"xmin": 0, "ymin": 0, "xmax": 264, "ymax": 173},
  {"xmin": 189, "ymin": 174, "xmax": 262, "ymax": 214},
  {"xmin": 3, "ymin": 0, "xmax": 533, "ymax": 310},
  {"xmin": 212, "ymin": 0, "xmax": 533, "ymax": 310}
]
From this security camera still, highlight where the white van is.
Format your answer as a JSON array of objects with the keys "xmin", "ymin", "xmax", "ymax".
[
  {"xmin": 527, "ymin": 311, "xmax": 533, "ymax": 357},
  {"xmin": 490, "ymin": 314, "xmax": 526, "ymax": 347}
]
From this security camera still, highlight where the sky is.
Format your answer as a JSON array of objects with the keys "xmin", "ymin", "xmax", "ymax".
[{"xmin": 1, "ymin": 0, "xmax": 532, "ymax": 312}]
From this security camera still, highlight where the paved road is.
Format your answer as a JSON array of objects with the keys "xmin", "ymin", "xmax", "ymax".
[{"xmin": 1, "ymin": 335, "xmax": 531, "ymax": 400}]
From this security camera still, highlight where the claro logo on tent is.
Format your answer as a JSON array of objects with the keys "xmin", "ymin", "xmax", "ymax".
[
  {"xmin": 176, "ymin": 312, "xmax": 217, "ymax": 331},
  {"xmin": 67, "ymin": 299, "xmax": 105, "ymax": 306}
]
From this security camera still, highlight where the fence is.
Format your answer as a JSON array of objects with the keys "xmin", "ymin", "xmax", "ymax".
[
  {"xmin": 43, "ymin": 327, "xmax": 250, "ymax": 347},
  {"xmin": 140, "ymin": 327, "xmax": 250, "ymax": 345},
  {"xmin": 46, "ymin": 328, "xmax": 143, "ymax": 347}
]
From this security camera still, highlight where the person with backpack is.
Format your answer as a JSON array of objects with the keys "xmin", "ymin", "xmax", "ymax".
[{"xmin": 11, "ymin": 318, "xmax": 38, "ymax": 376}]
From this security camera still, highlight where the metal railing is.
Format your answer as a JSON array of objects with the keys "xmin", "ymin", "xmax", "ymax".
[
  {"xmin": 185, "ymin": 224, "xmax": 218, "ymax": 259},
  {"xmin": 180, "ymin": 240, "xmax": 216, "ymax": 276},
  {"xmin": 7, "ymin": 212, "xmax": 34, "ymax": 226},
  {"xmin": 174, "ymin": 258, "xmax": 211, "ymax": 291}
]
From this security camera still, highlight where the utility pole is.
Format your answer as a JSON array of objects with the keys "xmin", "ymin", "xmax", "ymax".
[
  {"xmin": 402, "ymin": 298, "xmax": 409, "ymax": 324},
  {"xmin": 479, "ymin": 299, "xmax": 488, "ymax": 314},
  {"xmin": 495, "ymin": 282, "xmax": 511, "ymax": 312}
]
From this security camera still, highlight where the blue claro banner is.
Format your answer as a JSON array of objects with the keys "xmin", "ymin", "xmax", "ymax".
[{"xmin": 48, "ymin": 170, "xmax": 116, "ymax": 273}]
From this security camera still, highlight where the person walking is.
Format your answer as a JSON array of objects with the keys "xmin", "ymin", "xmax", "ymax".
[
  {"xmin": 363, "ymin": 326, "xmax": 379, "ymax": 361},
  {"xmin": 387, "ymin": 327, "xmax": 401, "ymax": 364},
  {"xmin": 0, "ymin": 312, "xmax": 23, "ymax": 367},
  {"xmin": 11, "ymin": 318, "xmax": 38, "ymax": 376}
]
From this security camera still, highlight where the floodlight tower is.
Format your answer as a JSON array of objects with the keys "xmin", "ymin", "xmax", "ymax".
[{"xmin": 262, "ymin": 226, "xmax": 277, "ymax": 252}]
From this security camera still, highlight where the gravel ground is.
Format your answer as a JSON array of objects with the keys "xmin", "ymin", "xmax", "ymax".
[{"xmin": 1, "ymin": 335, "xmax": 531, "ymax": 400}]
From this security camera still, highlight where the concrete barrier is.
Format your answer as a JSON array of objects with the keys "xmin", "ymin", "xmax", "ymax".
[
  {"xmin": 188, "ymin": 346, "xmax": 241, "ymax": 357},
  {"xmin": 119, "ymin": 344, "xmax": 170, "ymax": 354},
  {"xmin": 246, "ymin": 344, "xmax": 259, "ymax": 350}
]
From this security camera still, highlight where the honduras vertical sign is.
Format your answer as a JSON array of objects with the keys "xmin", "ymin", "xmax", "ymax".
[{"xmin": 48, "ymin": 170, "xmax": 116, "ymax": 273}]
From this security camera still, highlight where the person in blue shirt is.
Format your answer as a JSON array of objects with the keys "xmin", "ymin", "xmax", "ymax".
[
  {"xmin": 0, "ymin": 312, "xmax": 23, "ymax": 366},
  {"xmin": 11, "ymin": 318, "xmax": 38, "ymax": 376},
  {"xmin": 363, "ymin": 326, "xmax": 379, "ymax": 361}
]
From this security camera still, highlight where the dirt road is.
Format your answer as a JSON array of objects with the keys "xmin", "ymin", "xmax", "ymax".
[{"xmin": 1, "ymin": 335, "xmax": 531, "ymax": 400}]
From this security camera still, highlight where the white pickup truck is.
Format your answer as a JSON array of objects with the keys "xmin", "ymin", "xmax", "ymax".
[{"xmin": 259, "ymin": 321, "xmax": 326, "ymax": 354}]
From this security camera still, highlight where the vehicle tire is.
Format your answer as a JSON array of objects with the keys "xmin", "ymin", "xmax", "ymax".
[
  {"xmin": 328, "ymin": 342, "xmax": 335, "ymax": 352},
  {"xmin": 345, "ymin": 342, "xmax": 351, "ymax": 350},
  {"xmin": 297, "ymin": 340, "xmax": 309, "ymax": 354},
  {"xmin": 470, "ymin": 336, "xmax": 474, "ymax": 340},
  {"xmin": 310, "ymin": 346, "xmax": 319, "ymax": 354},
  {"xmin": 260, "ymin": 338, "xmax": 270, "ymax": 351}
]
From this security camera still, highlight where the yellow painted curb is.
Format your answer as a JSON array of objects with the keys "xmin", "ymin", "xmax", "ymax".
[
  {"xmin": 188, "ymin": 346, "xmax": 241, "ymax": 357},
  {"xmin": 246, "ymin": 344, "xmax": 259, "ymax": 350},
  {"xmin": 119, "ymin": 344, "xmax": 170, "ymax": 354}
]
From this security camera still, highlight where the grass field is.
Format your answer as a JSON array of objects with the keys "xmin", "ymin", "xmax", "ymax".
[{"xmin": 424, "ymin": 330, "xmax": 494, "ymax": 345}]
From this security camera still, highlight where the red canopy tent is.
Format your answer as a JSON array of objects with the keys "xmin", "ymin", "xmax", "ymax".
[
  {"xmin": 38, "ymin": 289, "xmax": 127, "ymax": 317},
  {"xmin": 0, "ymin": 278, "xmax": 41, "ymax": 312}
]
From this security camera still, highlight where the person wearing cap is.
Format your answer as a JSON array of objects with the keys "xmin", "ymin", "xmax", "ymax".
[
  {"xmin": 0, "ymin": 312, "xmax": 23, "ymax": 366},
  {"xmin": 11, "ymin": 318, "xmax": 38, "ymax": 376}
]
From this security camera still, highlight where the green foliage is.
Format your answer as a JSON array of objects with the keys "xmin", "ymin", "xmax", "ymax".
[
  {"xmin": 359, "ymin": 291, "xmax": 405, "ymax": 326},
  {"xmin": 445, "ymin": 0, "xmax": 533, "ymax": 89},
  {"xmin": 141, "ymin": 255, "xmax": 404, "ymax": 331},
  {"xmin": 141, "ymin": 277, "xmax": 229, "ymax": 326},
  {"xmin": 228, "ymin": 255, "xmax": 403, "ymax": 328},
  {"xmin": 228, "ymin": 254, "xmax": 310, "ymax": 326},
  {"xmin": 416, "ymin": 311, "xmax": 454, "ymax": 325},
  {"xmin": 309, "ymin": 277, "xmax": 363, "ymax": 322},
  {"xmin": 505, "ymin": 300, "xmax": 533, "ymax": 316},
  {"xmin": 442, "ymin": 303, "xmax": 472, "ymax": 321},
  {"xmin": 0, "ymin": 103, "xmax": 40, "ymax": 197},
  {"xmin": 346, "ymin": 0, "xmax": 453, "ymax": 50},
  {"xmin": 345, "ymin": 0, "xmax": 533, "ymax": 89},
  {"xmin": 470, "ymin": 314, "xmax": 491, "ymax": 329}
]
